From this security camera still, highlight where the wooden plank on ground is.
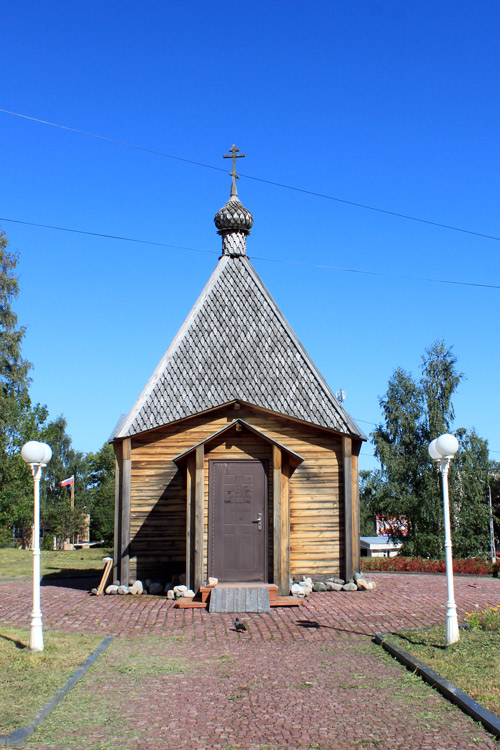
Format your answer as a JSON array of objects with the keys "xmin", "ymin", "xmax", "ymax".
[{"xmin": 96, "ymin": 557, "xmax": 113, "ymax": 596}]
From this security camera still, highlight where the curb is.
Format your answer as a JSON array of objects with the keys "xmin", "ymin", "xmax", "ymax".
[
  {"xmin": 0, "ymin": 636, "xmax": 114, "ymax": 748},
  {"xmin": 374, "ymin": 632, "xmax": 500, "ymax": 740}
]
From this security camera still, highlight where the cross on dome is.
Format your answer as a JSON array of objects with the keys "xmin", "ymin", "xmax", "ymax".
[{"xmin": 223, "ymin": 144, "xmax": 245, "ymax": 198}]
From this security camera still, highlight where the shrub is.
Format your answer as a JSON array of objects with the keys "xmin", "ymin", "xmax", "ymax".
[
  {"xmin": 465, "ymin": 604, "xmax": 500, "ymax": 631},
  {"xmin": 42, "ymin": 534, "xmax": 55, "ymax": 551}
]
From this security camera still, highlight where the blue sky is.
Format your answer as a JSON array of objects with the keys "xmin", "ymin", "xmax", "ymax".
[{"xmin": 1, "ymin": 1, "xmax": 499, "ymax": 471}]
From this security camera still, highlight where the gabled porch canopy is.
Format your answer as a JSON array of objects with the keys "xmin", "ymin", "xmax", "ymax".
[
  {"xmin": 173, "ymin": 418, "xmax": 304, "ymax": 595},
  {"xmin": 173, "ymin": 418, "xmax": 304, "ymax": 469}
]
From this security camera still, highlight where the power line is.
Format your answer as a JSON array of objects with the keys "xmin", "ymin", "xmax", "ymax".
[
  {"xmin": 2, "ymin": 107, "xmax": 500, "ymax": 244},
  {"xmin": 1, "ymin": 212, "xmax": 498, "ymax": 454},
  {"xmin": 242, "ymin": 174, "xmax": 500, "ymax": 243},
  {"xmin": 0, "ymin": 108, "xmax": 226, "ymax": 176},
  {"xmin": 1, "ymin": 216, "xmax": 499, "ymax": 290},
  {"xmin": 0, "ymin": 217, "xmax": 218, "ymax": 256}
]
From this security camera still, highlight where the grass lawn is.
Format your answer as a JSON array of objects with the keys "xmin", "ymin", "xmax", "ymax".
[
  {"xmin": 0, "ymin": 547, "xmax": 113, "ymax": 579},
  {"xmin": 0, "ymin": 626, "xmax": 102, "ymax": 734},
  {"xmin": 383, "ymin": 626, "xmax": 500, "ymax": 718}
]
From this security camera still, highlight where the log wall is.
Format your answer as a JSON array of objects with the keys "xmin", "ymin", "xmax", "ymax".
[{"xmin": 121, "ymin": 403, "xmax": 356, "ymax": 583}]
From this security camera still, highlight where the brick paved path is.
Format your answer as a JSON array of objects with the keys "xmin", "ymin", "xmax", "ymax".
[
  {"xmin": 1, "ymin": 573, "xmax": 499, "ymax": 749},
  {"xmin": 0, "ymin": 572, "xmax": 498, "ymax": 640}
]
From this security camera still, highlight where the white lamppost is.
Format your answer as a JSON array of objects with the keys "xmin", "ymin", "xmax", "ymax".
[
  {"xmin": 21, "ymin": 440, "xmax": 52, "ymax": 652},
  {"xmin": 428, "ymin": 433, "xmax": 460, "ymax": 645}
]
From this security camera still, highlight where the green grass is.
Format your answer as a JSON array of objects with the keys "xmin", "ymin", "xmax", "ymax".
[
  {"xmin": 0, "ymin": 547, "xmax": 113, "ymax": 579},
  {"xmin": 382, "ymin": 625, "xmax": 500, "ymax": 717},
  {"xmin": 23, "ymin": 636, "xmax": 188, "ymax": 748},
  {"xmin": 0, "ymin": 626, "xmax": 102, "ymax": 734}
]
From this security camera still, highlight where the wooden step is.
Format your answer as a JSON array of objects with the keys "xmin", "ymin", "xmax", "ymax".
[
  {"xmin": 270, "ymin": 596, "xmax": 303, "ymax": 607},
  {"xmin": 175, "ymin": 583, "xmax": 301, "ymax": 609}
]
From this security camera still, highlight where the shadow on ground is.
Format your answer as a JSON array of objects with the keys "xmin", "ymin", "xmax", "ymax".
[{"xmin": 41, "ymin": 570, "xmax": 100, "ymax": 590}]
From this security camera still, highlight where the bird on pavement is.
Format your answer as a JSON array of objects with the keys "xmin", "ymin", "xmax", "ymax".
[{"xmin": 234, "ymin": 617, "xmax": 247, "ymax": 632}]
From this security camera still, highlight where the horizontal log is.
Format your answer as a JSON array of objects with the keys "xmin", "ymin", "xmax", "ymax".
[{"xmin": 125, "ymin": 407, "xmax": 347, "ymax": 580}]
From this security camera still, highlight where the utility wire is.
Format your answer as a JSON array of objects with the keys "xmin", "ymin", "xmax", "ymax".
[
  {"xmin": 0, "ymin": 108, "xmax": 226, "ymax": 175},
  {"xmin": 251, "ymin": 253, "xmax": 500, "ymax": 290},
  {"xmin": 0, "ymin": 217, "xmax": 217, "ymax": 256},
  {"xmin": 1, "ymin": 214, "xmax": 498, "ymax": 453},
  {"xmin": 3, "ymin": 112, "xmax": 499, "ymax": 454},
  {"xmin": 1, "ymin": 216, "xmax": 498, "ymax": 290},
  {"xmin": 2, "ymin": 107, "xmax": 500, "ymax": 244}
]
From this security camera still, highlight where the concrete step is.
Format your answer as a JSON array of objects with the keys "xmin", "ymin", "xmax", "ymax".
[{"xmin": 208, "ymin": 586, "xmax": 271, "ymax": 613}]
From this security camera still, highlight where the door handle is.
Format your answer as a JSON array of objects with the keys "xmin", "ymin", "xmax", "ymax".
[{"xmin": 252, "ymin": 512, "xmax": 263, "ymax": 531}]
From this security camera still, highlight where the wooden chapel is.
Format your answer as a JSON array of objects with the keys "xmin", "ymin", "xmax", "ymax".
[{"xmin": 111, "ymin": 147, "xmax": 366, "ymax": 595}]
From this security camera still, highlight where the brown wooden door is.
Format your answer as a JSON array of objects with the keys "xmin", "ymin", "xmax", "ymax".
[{"xmin": 209, "ymin": 460, "xmax": 267, "ymax": 582}]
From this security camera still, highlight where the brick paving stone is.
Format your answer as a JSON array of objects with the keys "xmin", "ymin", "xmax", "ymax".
[
  {"xmin": 23, "ymin": 634, "xmax": 499, "ymax": 750},
  {"xmin": 0, "ymin": 572, "xmax": 499, "ymax": 749},
  {"xmin": 1, "ymin": 572, "xmax": 498, "ymax": 641}
]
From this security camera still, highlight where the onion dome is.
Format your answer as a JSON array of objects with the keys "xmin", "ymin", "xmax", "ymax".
[
  {"xmin": 215, "ymin": 144, "xmax": 254, "ymax": 257},
  {"xmin": 214, "ymin": 196, "xmax": 254, "ymax": 235}
]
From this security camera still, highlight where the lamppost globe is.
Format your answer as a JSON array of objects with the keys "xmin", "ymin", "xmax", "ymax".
[
  {"xmin": 435, "ymin": 433, "xmax": 459, "ymax": 458},
  {"xmin": 428, "ymin": 439, "xmax": 441, "ymax": 460},
  {"xmin": 21, "ymin": 441, "xmax": 46, "ymax": 464},
  {"xmin": 40, "ymin": 443, "xmax": 52, "ymax": 464}
]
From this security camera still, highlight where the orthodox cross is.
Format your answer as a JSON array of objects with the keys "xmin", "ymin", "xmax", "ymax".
[{"xmin": 223, "ymin": 144, "xmax": 245, "ymax": 197}]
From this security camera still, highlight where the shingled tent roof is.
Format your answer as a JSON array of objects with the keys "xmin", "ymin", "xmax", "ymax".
[{"xmin": 115, "ymin": 172, "xmax": 365, "ymax": 441}]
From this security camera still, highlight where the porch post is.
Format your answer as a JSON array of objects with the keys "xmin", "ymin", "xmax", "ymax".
[
  {"xmin": 280, "ymin": 455, "xmax": 291, "ymax": 596},
  {"xmin": 342, "ymin": 436, "xmax": 353, "ymax": 581},
  {"xmin": 193, "ymin": 444, "xmax": 204, "ymax": 591},
  {"xmin": 112, "ymin": 442, "xmax": 122, "ymax": 583},
  {"xmin": 120, "ymin": 437, "xmax": 131, "ymax": 586},
  {"xmin": 186, "ymin": 454, "xmax": 196, "ymax": 590},
  {"xmin": 273, "ymin": 445, "xmax": 282, "ymax": 591},
  {"xmin": 272, "ymin": 445, "xmax": 290, "ymax": 595},
  {"xmin": 351, "ymin": 442, "xmax": 361, "ymax": 575}
]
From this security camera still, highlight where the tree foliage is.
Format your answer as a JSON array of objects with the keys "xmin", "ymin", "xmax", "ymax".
[
  {"xmin": 0, "ymin": 228, "xmax": 115, "ymax": 548},
  {"xmin": 85, "ymin": 443, "xmax": 115, "ymax": 542},
  {"xmin": 449, "ymin": 428, "xmax": 491, "ymax": 557},
  {"xmin": 0, "ymin": 232, "xmax": 36, "ymax": 544},
  {"xmin": 39, "ymin": 415, "xmax": 88, "ymax": 547},
  {"xmin": 362, "ymin": 341, "xmax": 492, "ymax": 558}
]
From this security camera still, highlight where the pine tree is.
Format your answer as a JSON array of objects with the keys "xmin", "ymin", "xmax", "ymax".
[
  {"xmin": 0, "ymin": 228, "xmax": 116, "ymax": 548},
  {"xmin": 0, "ymin": 231, "xmax": 35, "ymax": 544}
]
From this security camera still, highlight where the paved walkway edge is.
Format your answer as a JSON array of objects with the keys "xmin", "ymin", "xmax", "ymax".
[
  {"xmin": 0, "ymin": 636, "xmax": 114, "ymax": 749},
  {"xmin": 374, "ymin": 632, "xmax": 500, "ymax": 740}
]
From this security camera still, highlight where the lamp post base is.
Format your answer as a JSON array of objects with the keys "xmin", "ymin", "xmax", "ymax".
[
  {"xmin": 30, "ymin": 614, "xmax": 44, "ymax": 652},
  {"xmin": 446, "ymin": 608, "xmax": 460, "ymax": 646}
]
